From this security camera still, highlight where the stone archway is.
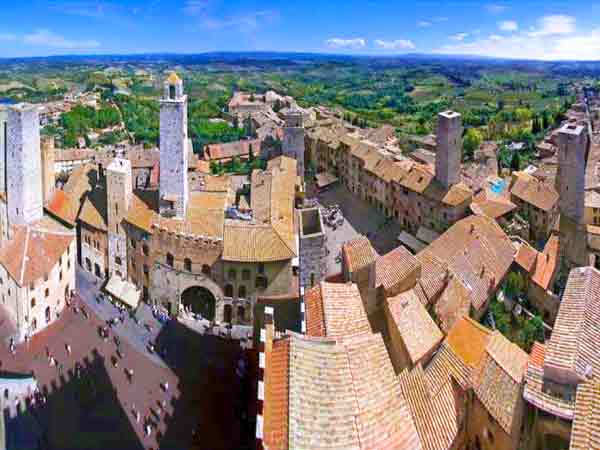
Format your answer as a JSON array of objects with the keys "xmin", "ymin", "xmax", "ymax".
[{"xmin": 181, "ymin": 286, "xmax": 216, "ymax": 321}]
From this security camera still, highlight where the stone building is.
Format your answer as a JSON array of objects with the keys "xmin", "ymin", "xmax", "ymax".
[
  {"xmin": 41, "ymin": 136, "xmax": 55, "ymax": 204},
  {"xmin": 556, "ymin": 123, "xmax": 589, "ymax": 267},
  {"xmin": 0, "ymin": 103, "xmax": 75, "ymax": 343},
  {"xmin": 282, "ymin": 108, "xmax": 305, "ymax": 177},
  {"xmin": 106, "ymin": 158, "xmax": 132, "ymax": 279},
  {"xmin": 297, "ymin": 207, "xmax": 326, "ymax": 290},
  {"xmin": 523, "ymin": 266, "xmax": 600, "ymax": 450},
  {"xmin": 509, "ymin": 171, "xmax": 559, "ymax": 245},
  {"xmin": 306, "ymin": 111, "xmax": 472, "ymax": 235},
  {"xmin": 159, "ymin": 72, "xmax": 189, "ymax": 218}
]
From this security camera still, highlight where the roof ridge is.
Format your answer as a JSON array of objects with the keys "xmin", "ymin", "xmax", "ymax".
[{"xmin": 343, "ymin": 339, "xmax": 364, "ymax": 450}]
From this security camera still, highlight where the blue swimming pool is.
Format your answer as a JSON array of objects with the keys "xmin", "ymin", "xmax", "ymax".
[{"xmin": 490, "ymin": 179, "xmax": 507, "ymax": 195}]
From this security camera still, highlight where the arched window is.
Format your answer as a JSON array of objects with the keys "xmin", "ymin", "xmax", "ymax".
[
  {"xmin": 166, "ymin": 253, "xmax": 174, "ymax": 268},
  {"xmin": 238, "ymin": 285, "xmax": 246, "ymax": 298},
  {"xmin": 224, "ymin": 284, "xmax": 233, "ymax": 298},
  {"xmin": 228, "ymin": 269, "xmax": 237, "ymax": 280},
  {"xmin": 143, "ymin": 245, "xmax": 149, "ymax": 256},
  {"xmin": 44, "ymin": 288, "xmax": 49, "ymax": 298},
  {"xmin": 201, "ymin": 265, "xmax": 211, "ymax": 277},
  {"xmin": 224, "ymin": 304, "xmax": 232, "ymax": 323},
  {"xmin": 45, "ymin": 307, "xmax": 51, "ymax": 323},
  {"xmin": 31, "ymin": 298, "xmax": 36, "ymax": 308},
  {"xmin": 310, "ymin": 273, "xmax": 315, "ymax": 287},
  {"xmin": 184, "ymin": 258, "xmax": 192, "ymax": 272},
  {"xmin": 237, "ymin": 306, "xmax": 245, "ymax": 322},
  {"xmin": 242, "ymin": 269, "xmax": 251, "ymax": 281}
]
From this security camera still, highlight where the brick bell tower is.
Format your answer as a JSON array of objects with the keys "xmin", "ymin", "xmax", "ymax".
[{"xmin": 159, "ymin": 72, "xmax": 189, "ymax": 219}]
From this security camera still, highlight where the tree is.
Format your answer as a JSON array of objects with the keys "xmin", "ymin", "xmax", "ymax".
[
  {"xmin": 462, "ymin": 128, "xmax": 483, "ymax": 160},
  {"xmin": 518, "ymin": 316, "xmax": 545, "ymax": 352},
  {"xmin": 542, "ymin": 110, "xmax": 550, "ymax": 130},
  {"xmin": 248, "ymin": 143, "xmax": 255, "ymax": 163},
  {"xmin": 503, "ymin": 272, "xmax": 525, "ymax": 298},
  {"xmin": 273, "ymin": 98, "xmax": 282, "ymax": 113},
  {"xmin": 511, "ymin": 150, "xmax": 521, "ymax": 171},
  {"xmin": 531, "ymin": 116, "xmax": 541, "ymax": 134}
]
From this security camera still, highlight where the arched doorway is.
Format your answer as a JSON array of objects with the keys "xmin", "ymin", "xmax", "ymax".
[
  {"xmin": 181, "ymin": 286, "xmax": 216, "ymax": 321},
  {"xmin": 224, "ymin": 304, "xmax": 232, "ymax": 323}
]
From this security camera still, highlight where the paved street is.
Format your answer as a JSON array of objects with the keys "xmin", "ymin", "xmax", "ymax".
[
  {"xmin": 0, "ymin": 268, "xmax": 248, "ymax": 450},
  {"xmin": 315, "ymin": 184, "xmax": 402, "ymax": 275},
  {"xmin": 76, "ymin": 268, "xmax": 166, "ymax": 368}
]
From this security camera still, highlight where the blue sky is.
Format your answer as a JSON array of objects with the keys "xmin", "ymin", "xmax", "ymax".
[{"xmin": 2, "ymin": 1, "xmax": 600, "ymax": 60}]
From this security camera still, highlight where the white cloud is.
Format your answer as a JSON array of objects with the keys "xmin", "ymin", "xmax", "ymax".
[
  {"xmin": 23, "ymin": 29, "xmax": 99, "ymax": 49},
  {"xmin": 183, "ymin": 0, "xmax": 211, "ymax": 16},
  {"xmin": 374, "ymin": 39, "xmax": 415, "ymax": 50},
  {"xmin": 200, "ymin": 10, "xmax": 279, "ymax": 31},
  {"xmin": 486, "ymin": 4, "xmax": 508, "ymax": 14},
  {"xmin": 418, "ymin": 21, "xmax": 432, "ymax": 27},
  {"xmin": 435, "ymin": 23, "xmax": 600, "ymax": 61},
  {"xmin": 325, "ymin": 38, "xmax": 367, "ymax": 50},
  {"xmin": 451, "ymin": 33, "xmax": 469, "ymax": 41},
  {"xmin": 498, "ymin": 20, "xmax": 518, "ymax": 31},
  {"xmin": 528, "ymin": 15, "xmax": 576, "ymax": 37},
  {"xmin": 433, "ymin": 16, "xmax": 448, "ymax": 22}
]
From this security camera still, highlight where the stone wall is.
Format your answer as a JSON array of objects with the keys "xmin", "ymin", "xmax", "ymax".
[
  {"xmin": 435, "ymin": 111, "xmax": 462, "ymax": 189},
  {"xmin": 557, "ymin": 124, "xmax": 586, "ymax": 225},
  {"xmin": 6, "ymin": 104, "xmax": 43, "ymax": 230},
  {"xmin": 283, "ymin": 113, "xmax": 305, "ymax": 177},
  {"xmin": 159, "ymin": 97, "xmax": 189, "ymax": 218},
  {"xmin": 80, "ymin": 223, "xmax": 108, "ymax": 279},
  {"xmin": 298, "ymin": 208, "xmax": 326, "ymax": 289}
]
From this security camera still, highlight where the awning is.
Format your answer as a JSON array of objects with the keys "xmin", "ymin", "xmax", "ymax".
[
  {"xmin": 105, "ymin": 276, "xmax": 141, "ymax": 309},
  {"xmin": 315, "ymin": 172, "xmax": 339, "ymax": 189},
  {"xmin": 397, "ymin": 231, "xmax": 427, "ymax": 253}
]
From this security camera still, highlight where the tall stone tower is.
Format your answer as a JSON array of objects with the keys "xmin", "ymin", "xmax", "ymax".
[
  {"xmin": 107, "ymin": 158, "xmax": 132, "ymax": 279},
  {"xmin": 282, "ymin": 108, "xmax": 305, "ymax": 177},
  {"xmin": 557, "ymin": 124, "xmax": 587, "ymax": 224},
  {"xmin": 435, "ymin": 111, "xmax": 462, "ymax": 189},
  {"xmin": 6, "ymin": 104, "xmax": 43, "ymax": 232},
  {"xmin": 557, "ymin": 123, "xmax": 589, "ymax": 267},
  {"xmin": 41, "ymin": 135, "xmax": 55, "ymax": 204},
  {"xmin": 0, "ymin": 105, "xmax": 7, "ymax": 194},
  {"xmin": 159, "ymin": 72, "xmax": 189, "ymax": 218}
]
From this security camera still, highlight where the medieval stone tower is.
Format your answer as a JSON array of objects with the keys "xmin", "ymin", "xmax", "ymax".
[
  {"xmin": 41, "ymin": 135, "xmax": 55, "ymax": 204},
  {"xmin": 557, "ymin": 123, "xmax": 589, "ymax": 267},
  {"xmin": 6, "ymin": 104, "xmax": 43, "ymax": 233},
  {"xmin": 298, "ymin": 207, "xmax": 327, "ymax": 291},
  {"xmin": 435, "ymin": 111, "xmax": 462, "ymax": 189},
  {"xmin": 0, "ymin": 105, "xmax": 7, "ymax": 194},
  {"xmin": 282, "ymin": 108, "xmax": 305, "ymax": 177},
  {"xmin": 159, "ymin": 72, "xmax": 189, "ymax": 218},
  {"xmin": 107, "ymin": 158, "xmax": 132, "ymax": 279}
]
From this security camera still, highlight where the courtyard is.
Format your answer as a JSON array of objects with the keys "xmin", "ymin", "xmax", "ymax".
[
  {"xmin": 314, "ymin": 183, "xmax": 403, "ymax": 275},
  {"xmin": 0, "ymin": 269, "xmax": 251, "ymax": 450}
]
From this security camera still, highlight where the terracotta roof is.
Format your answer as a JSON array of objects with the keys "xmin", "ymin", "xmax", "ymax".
[
  {"xmin": 514, "ymin": 242, "xmax": 538, "ymax": 274},
  {"xmin": 531, "ymin": 234, "xmax": 559, "ymax": 291},
  {"xmin": 570, "ymin": 381, "xmax": 600, "ymax": 450},
  {"xmin": 417, "ymin": 215, "xmax": 515, "ymax": 313},
  {"xmin": 524, "ymin": 342, "xmax": 575, "ymax": 420},
  {"xmin": 205, "ymin": 139, "xmax": 261, "ymax": 162},
  {"xmin": 0, "ymin": 217, "xmax": 74, "ymax": 287},
  {"xmin": 472, "ymin": 332, "xmax": 528, "ymax": 435},
  {"xmin": 124, "ymin": 190, "xmax": 158, "ymax": 233},
  {"xmin": 78, "ymin": 186, "xmax": 107, "ymax": 231},
  {"xmin": 434, "ymin": 276, "xmax": 471, "ymax": 333},
  {"xmin": 47, "ymin": 163, "xmax": 99, "ymax": 225},
  {"xmin": 445, "ymin": 317, "xmax": 491, "ymax": 369},
  {"xmin": 285, "ymin": 332, "xmax": 422, "ymax": 450},
  {"xmin": 45, "ymin": 189, "xmax": 79, "ymax": 226},
  {"xmin": 415, "ymin": 252, "xmax": 449, "ymax": 303},
  {"xmin": 263, "ymin": 338, "xmax": 290, "ymax": 450},
  {"xmin": 373, "ymin": 245, "xmax": 421, "ymax": 296},
  {"xmin": 342, "ymin": 236, "xmax": 377, "ymax": 274},
  {"xmin": 304, "ymin": 282, "xmax": 371, "ymax": 339},
  {"xmin": 510, "ymin": 171, "xmax": 559, "ymax": 212},
  {"xmin": 544, "ymin": 266, "xmax": 600, "ymax": 382},
  {"xmin": 223, "ymin": 156, "xmax": 296, "ymax": 262},
  {"xmin": 398, "ymin": 364, "xmax": 464, "ymax": 450},
  {"xmin": 386, "ymin": 289, "xmax": 443, "ymax": 365},
  {"xmin": 470, "ymin": 189, "xmax": 517, "ymax": 219},
  {"xmin": 425, "ymin": 342, "xmax": 472, "ymax": 391}
]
